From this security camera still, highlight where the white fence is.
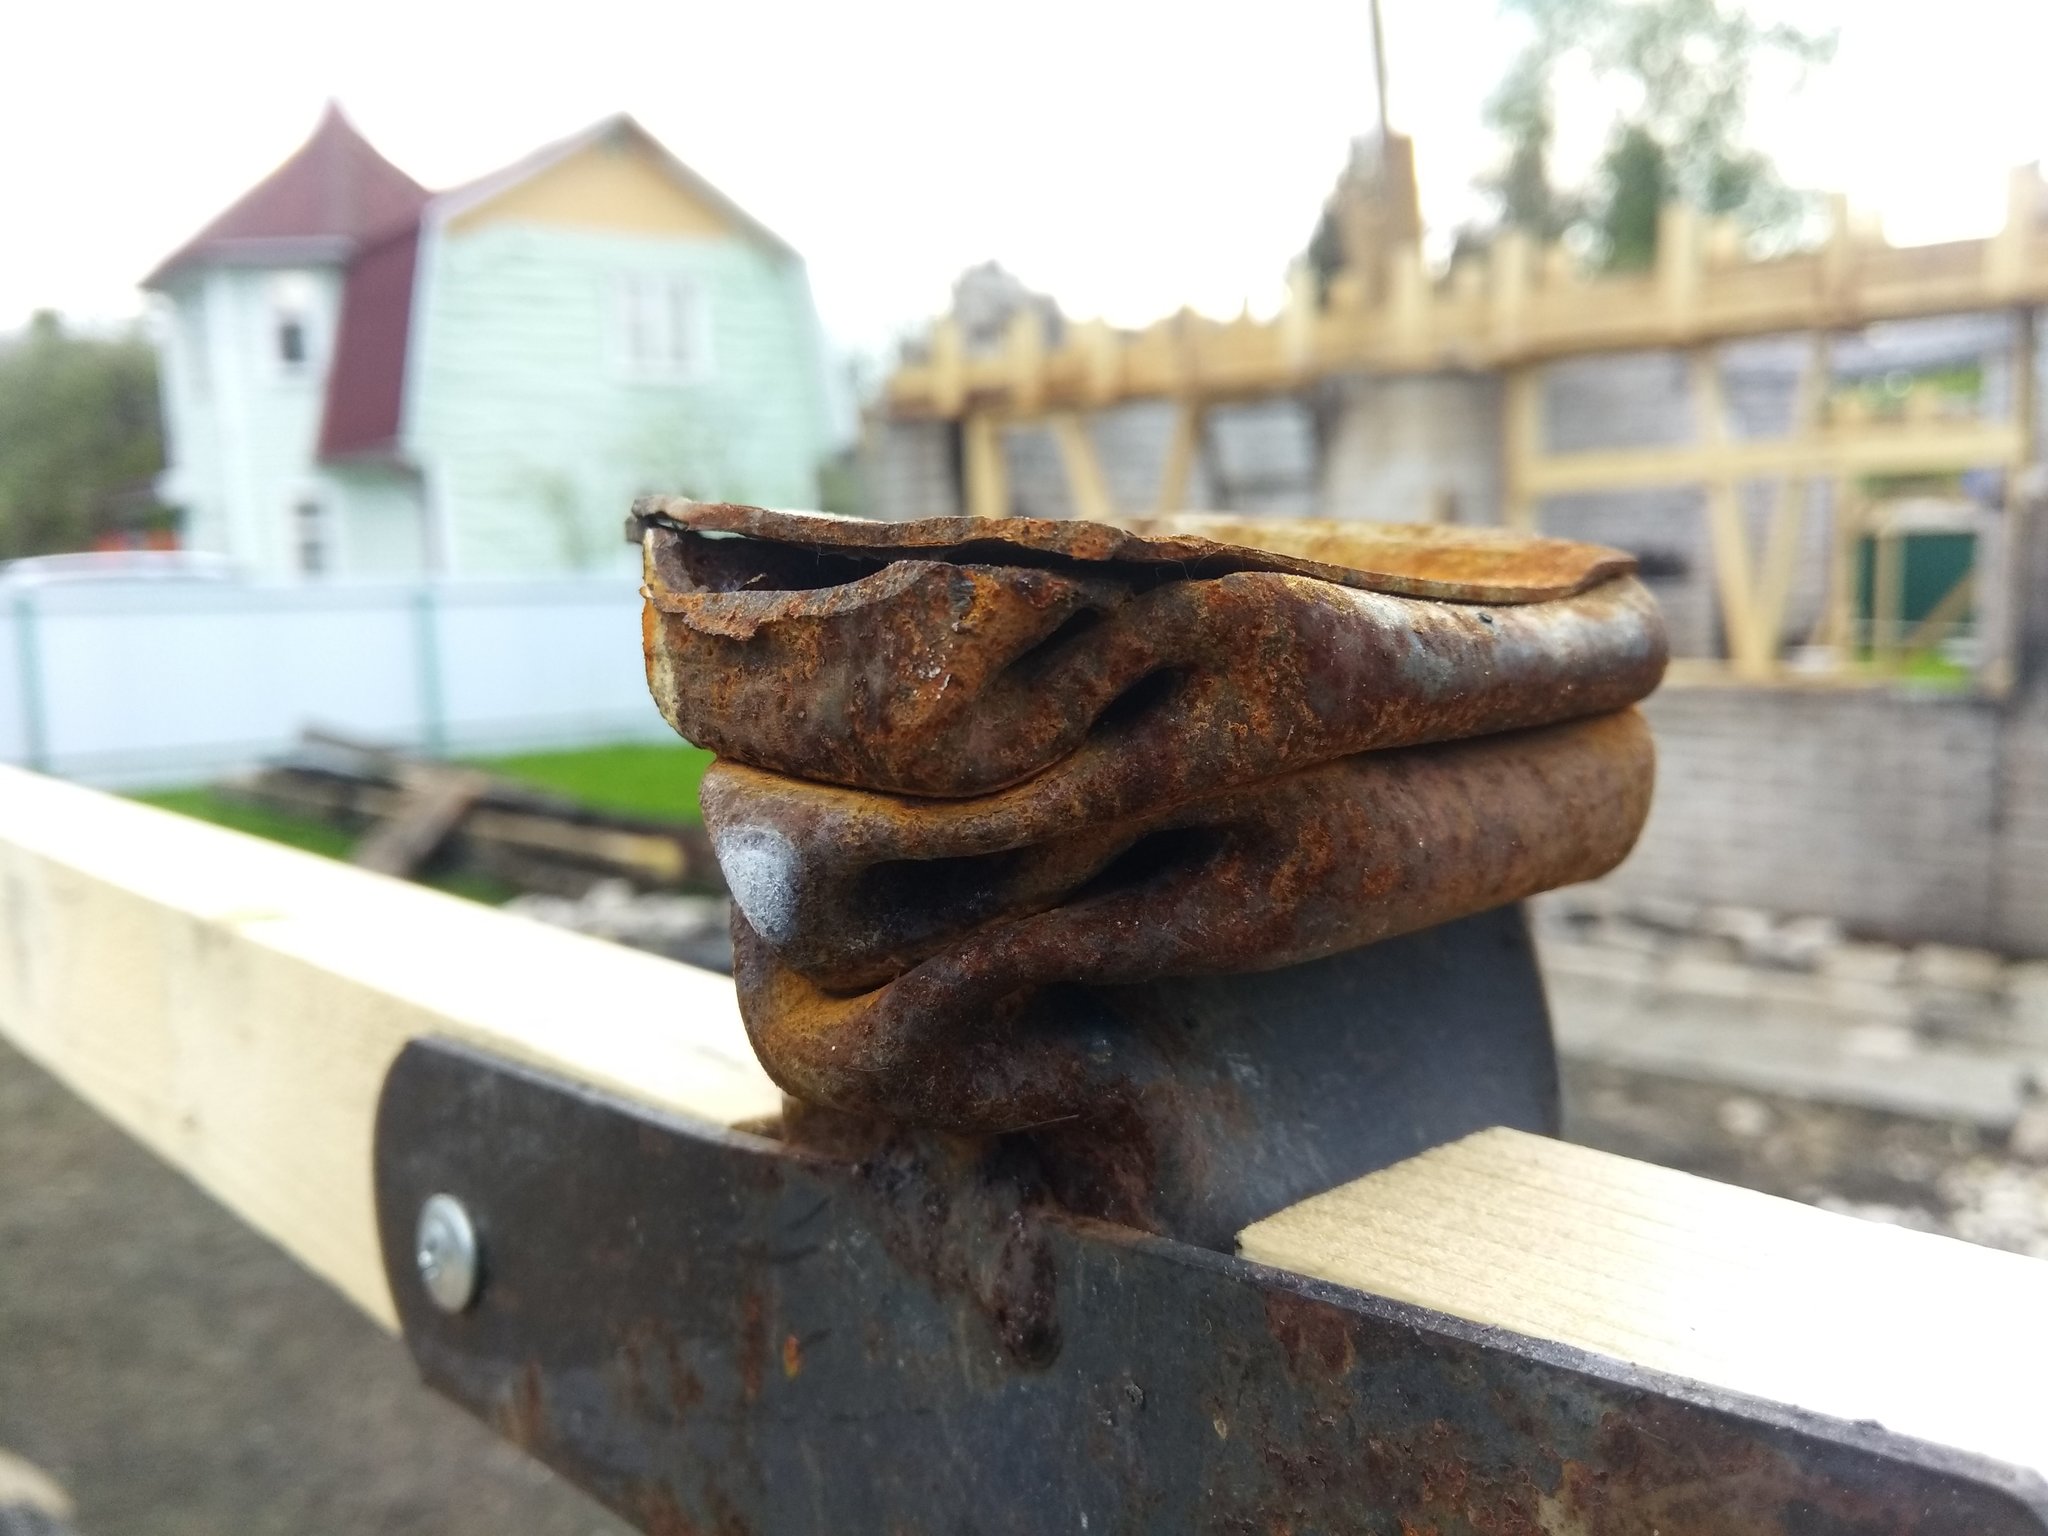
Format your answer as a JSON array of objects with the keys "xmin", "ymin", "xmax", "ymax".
[{"xmin": 0, "ymin": 577, "xmax": 674, "ymax": 788}]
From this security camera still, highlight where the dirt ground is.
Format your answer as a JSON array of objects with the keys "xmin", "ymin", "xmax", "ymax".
[
  {"xmin": 2, "ymin": 1037, "xmax": 2039, "ymax": 1533},
  {"xmin": 0, "ymin": 1038, "xmax": 634, "ymax": 1536}
]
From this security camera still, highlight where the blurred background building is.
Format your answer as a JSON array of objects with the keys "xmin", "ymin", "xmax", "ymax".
[{"xmin": 146, "ymin": 106, "xmax": 829, "ymax": 581}]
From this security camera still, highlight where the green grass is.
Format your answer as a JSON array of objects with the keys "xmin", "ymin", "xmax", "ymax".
[
  {"xmin": 130, "ymin": 739, "xmax": 713, "ymax": 903},
  {"xmin": 135, "ymin": 787, "xmax": 358, "ymax": 860},
  {"xmin": 467, "ymin": 741, "xmax": 713, "ymax": 822}
]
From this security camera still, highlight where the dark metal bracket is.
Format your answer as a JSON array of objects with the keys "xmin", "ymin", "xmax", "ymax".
[{"xmin": 374, "ymin": 1037, "xmax": 2048, "ymax": 1535}]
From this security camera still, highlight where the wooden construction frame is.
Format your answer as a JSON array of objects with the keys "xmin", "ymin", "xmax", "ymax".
[
  {"xmin": 0, "ymin": 763, "xmax": 2043, "ymax": 1487},
  {"xmin": 895, "ymin": 172, "xmax": 2047, "ymax": 688}
]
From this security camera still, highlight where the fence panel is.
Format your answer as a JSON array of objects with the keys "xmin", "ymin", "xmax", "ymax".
[{"xmin": 1, "ymin": 577, "xmax": 670, "ymax": 787}]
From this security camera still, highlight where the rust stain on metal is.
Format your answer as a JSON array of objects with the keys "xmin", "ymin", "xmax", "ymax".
[
  {"xmin": 722, "ymin": 712, "xmax": 1651, "ymax": 1129},
  {"xmin": 637, "ymin": 500, "xmax": 1666, "ymax": 1132},
  {"xmin": 639, "ymin": 502, "xmax": 1664, "ymax": 798},
  {"xmin": 634, "ymin": 498, "xmax": 1637, "ymax": 603}
]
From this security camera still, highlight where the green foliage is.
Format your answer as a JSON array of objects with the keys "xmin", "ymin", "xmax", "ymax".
[
  {"xmin": 467, "ymin": 741, "xmax": 713, "ymax": 823},
  {"xmin": 1480, "ymin": 0, "xmax": 1834, "ymax": 269},
  {"xmin": 0, "ymin": 313, "xmax": 167, "ymax": 558}
]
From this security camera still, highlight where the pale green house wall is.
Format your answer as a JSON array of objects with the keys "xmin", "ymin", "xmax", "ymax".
[
  {"xmin": 155, "ymin": 265, "xmax": 377, "ymax": 580},
  {"xmin": 404, "ymin": 223, "xmax": 829, "ymax": 577}
]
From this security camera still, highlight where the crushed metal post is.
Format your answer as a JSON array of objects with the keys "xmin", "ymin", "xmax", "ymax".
[{"xmin": 636, "ymin": 500, "xmax": 1667, "ymax": 1132}]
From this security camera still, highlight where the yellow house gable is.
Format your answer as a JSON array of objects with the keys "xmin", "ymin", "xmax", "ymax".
[{"xmin": 446, "ymin": 136, "xmax": 736, "ymax": 240}]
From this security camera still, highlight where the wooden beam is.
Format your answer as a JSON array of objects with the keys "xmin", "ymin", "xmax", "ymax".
[
  {"xmin": 1239, "ymin": 1127, "xmax": 2048, "ymax": 1477},
  {"xmin": 1692, "ymin": 347, "xmax": 1771, "ymax": 679},
  {"xmin": 7, "ymin": 770, "xmax": 2048, "ymax": 1486},
  {"xmin": 1156, "ymin": 399, "xmax": 1204, "ymax": 513},
  {"xmin": 1049, "ymin": 412, "xmax": 1116, "ymax": 522},
  {"xmin": 1502, "ymin": 366, "xmax": 1541, "ymax": 532},
  {"xmin": 0, "ymin": 766, "xmax": 779, "ymax": 1330},
  {"xmin": 1515, "ymin": 419, "xmax": 2028, "ymax": 497},
  {"xmin": 963, "ymin": 411, "xmax": 1008, "ymax": 519}
]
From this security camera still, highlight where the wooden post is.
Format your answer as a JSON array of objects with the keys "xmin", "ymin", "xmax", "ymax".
[
  {"xmin": 1050, "ymin": 413, "xmax": 1116, "ymax": 522},
  {"xmin": 964, "ymin": 412, "xmax": 1008, "ymax": 520},
  {"xmin": 1821, "ymin": 194, "xmax": 1854, "ymax": 317},
  {"xmin": 1077, "ymin": 319, "xmax": 1119, "ymax": 406},
  {"xmin": 1491, "ymin": 230, "xmax": 1531, "ymax": 354},
  {"xmin": 1751, "ymin": 333, "xmax": 1830, "ymax": 669},
  {"xmin": 1694, "ymin": 347, "xmax": 1770, "ymax": 679},
  {"xmin": 1156, "ymin": 399, "xmax": 1204, "ymax": 513},
  {"xmin": 1008, "ymin": 310, "xmax": 1046, "ymax": 418},
  {"xmin": 930, "ymin": 318, "xmax": 965, "ymax": 419},
  {"xmin": 1503, "ymin": 366, "xmax": 1541, "ymax": 532},
  {"xmin": 1989, "ymin": 303, "xmax": 2038, "ymax": 694},
  {"xmin": 1871, "ymin": 514, "xmax": 1904, "ymax": 670},
  {"xmin": 1988, "ymin": 165, "xmax": 2041, "ymax": 299},
  {"xmin": 1660, "ymin": 203, "xmax": 1703, "ymax": 340},
  {"xmin": 1282, "ymin": 263, "xmax": 1318, "ymax": 378}
]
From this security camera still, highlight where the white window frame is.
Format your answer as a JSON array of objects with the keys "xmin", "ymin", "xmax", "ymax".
[
  {"xmin": 268, "ymin": 272, "xmax": 321, "ymax": 381},
  {"xmin": 292, "ymin": 495, "xmax": 331, "ymax": 579},
  {"xmin": 613, "ymin": 272, "xmax": 711, "ymax": 384}
]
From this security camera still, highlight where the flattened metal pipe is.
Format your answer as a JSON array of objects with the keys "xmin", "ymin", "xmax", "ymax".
[
  {"xmin": 724, "ymin": 710, "xmax": 1654, "ymax": 1131},
  {"xmin": 640, "ymin": 510, "xmax": 1667, "ymax": 799}
]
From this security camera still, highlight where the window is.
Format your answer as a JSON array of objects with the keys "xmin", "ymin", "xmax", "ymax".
[
  {"xmin": 295, "ymin": 499, "xmax": 327, "ymax": 577},
  {"xmin": 269, "ymin": 273, "xmax": 319, "ymax": 377},
  {"xmin": 614, "ymin": 273, "xmax": 708, "ymax": 382}
]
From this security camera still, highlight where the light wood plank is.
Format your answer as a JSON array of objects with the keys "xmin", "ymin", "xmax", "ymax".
[
  {"xmin": 1155, "ymin": 399, "xmax": 1203, "ymax": 513},
  {"xmin": 0, "ymin": 765, "xmax": 779, "ymax": 1330},
  {"xmin": 963, "ymin": 411, "xmax": 1008, "ymax": 518},
  {"xmin": 1048, "ymin": 412, "xmax": 1116, "ymax": 522},
  {"xmin": 1240, "ymin": 1126, "xmax": 2048, "ymax": 1476}
]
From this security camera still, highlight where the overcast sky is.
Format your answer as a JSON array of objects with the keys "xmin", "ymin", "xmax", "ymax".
[{"xmin": 5, "ymin": 0, "xmax": 2045, "ymax": 360}]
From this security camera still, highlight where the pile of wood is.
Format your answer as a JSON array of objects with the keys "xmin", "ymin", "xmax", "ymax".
[{"xmin": 225, "ymin": 732, "xmax": 725, "ymax": 897}]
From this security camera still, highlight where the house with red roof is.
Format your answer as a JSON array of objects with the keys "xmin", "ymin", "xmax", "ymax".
[{"xmin": 146, "ymin": 105, "xmax": 829, "ymax": 579}]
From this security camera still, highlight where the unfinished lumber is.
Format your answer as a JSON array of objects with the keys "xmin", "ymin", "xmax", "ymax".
[
  {"xmin": 5, "ymin": 766, "xmax": 2046, "ymax": 1488},
  {"xmin": 1239, "ymin": 1125, "xmax": 2048, "ymax": 1478},
  {"xmin": 349, "ymin": 766, "xmax": 490, "ymax": 877},
  {"xmin": 0, "ymin": 764, "xmax": 778, "ymax": 1329}
]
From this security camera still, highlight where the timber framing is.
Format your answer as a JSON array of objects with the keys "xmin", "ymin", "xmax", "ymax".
[
  {"xmin": 890, "ymin": 176, "xmax": 2048, "ymax": 422},
  {"xmin": 889, "ymin": 170, "xmax": 2048, "ymax": 687},
  {"xmin": 0, "ymin": 763, "xmax": 2042, "ymax": 1487}
]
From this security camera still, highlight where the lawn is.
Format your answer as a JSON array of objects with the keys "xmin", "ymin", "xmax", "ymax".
[
  {"xmin": 468, "ymin": 741, "xmax": 713, "ymax": 822},
  {"xmin": 131, "ymin": 740, "xmax": 716, "ymax": 899}
]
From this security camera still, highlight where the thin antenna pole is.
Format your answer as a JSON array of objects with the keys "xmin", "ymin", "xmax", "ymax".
[{"xmin": 1369, "ymin": 0, "xmax": 1391, "ymax": 139}]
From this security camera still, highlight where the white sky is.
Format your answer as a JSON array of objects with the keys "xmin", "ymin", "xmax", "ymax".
[{"xmin": 5, "ymin": 0, "xmax": 2046, "ymax": 362}]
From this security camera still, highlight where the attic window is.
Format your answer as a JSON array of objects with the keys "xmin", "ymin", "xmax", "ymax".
[
  {"xmin": 615, "ymin": 273, "xmax": 708, "ymax": 382},
  {"xmin": 270, "ymin": 273, "xmax": 319, "ymax": 376}
]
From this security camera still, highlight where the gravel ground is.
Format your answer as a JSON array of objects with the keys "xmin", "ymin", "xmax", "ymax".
[{"xmin": 0, "ymin": 1037, "xmax": 633, "ymax": 1536}]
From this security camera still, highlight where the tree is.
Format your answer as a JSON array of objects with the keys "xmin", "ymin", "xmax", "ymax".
[
  {"xmin": 0, "ymin": 313, "xmax": 166, "ymax": 558},
  {"xmin": 1478, "ymin": 0, "xmax": 1834, "ymax": 270}
]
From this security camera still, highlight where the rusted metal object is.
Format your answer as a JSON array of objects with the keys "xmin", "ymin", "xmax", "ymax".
[
  {"xmin": 637, "ymin": 500, "xmax": 1666, "ymax": 1132},
  {"xmin": 377, "ymin": 1039, "xmax": 2048, "ymax": 1536},
  {"xmin": 719, "ymin": 711, "xmax": 1651, "ymax": 1129},
  {"xmin": 638, "ymin": 501, "xmax": 1666, "ymax": 798}
]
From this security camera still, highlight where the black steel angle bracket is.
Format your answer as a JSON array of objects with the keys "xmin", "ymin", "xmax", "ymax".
[{"xmin": 373, "ymin": 1038, "xmax": 2048, "ymax": 1535}]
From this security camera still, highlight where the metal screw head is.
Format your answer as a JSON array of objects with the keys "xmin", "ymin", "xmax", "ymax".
[{"xmin": 415, "ymin": 1193, "xmax": 480, "ymax": 1313}]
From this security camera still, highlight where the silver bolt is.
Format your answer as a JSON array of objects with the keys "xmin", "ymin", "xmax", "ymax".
[{"xmin": 415, "ymin": 1193, "xmax": 480, "ymax": 1313}]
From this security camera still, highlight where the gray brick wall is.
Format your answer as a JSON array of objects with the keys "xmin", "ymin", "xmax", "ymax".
[{"xmin": 1607, "ymin": 681, "xmax": 2048, "ymax": 956}]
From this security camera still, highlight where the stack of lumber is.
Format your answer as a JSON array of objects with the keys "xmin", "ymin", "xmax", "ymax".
[{"xmin": 226, "ymin": 732, "xmax": 725, "ymax": 896}]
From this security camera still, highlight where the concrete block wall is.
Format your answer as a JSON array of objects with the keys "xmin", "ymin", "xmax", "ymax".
[
  {"xmin": 1610, "ymin": 688, "xmax": 2005, "ymax": 947},
  {"xmin": 861, "ymin": 419, "xmax": 959, "ymax": 520},
  {"xmin": 1604, "ymin": 684, "xmax": 2048, "ymax": 956}
]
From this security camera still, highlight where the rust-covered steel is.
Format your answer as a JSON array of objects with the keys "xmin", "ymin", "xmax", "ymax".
[
  {"xmin": 637, "ymin": 500, "xmax": 1667, "ymax": 1132},
  {"xmin": 638, "ymin": 500, "xmax": 1665, "ymax": 798},
  {"xmin": 718, "ymin": 712, "xmax": 1650, "ymax": 1130},
  {"xmin": 379, "ymin": 1039, "xmax": 2048, "ymax": 1536}
]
